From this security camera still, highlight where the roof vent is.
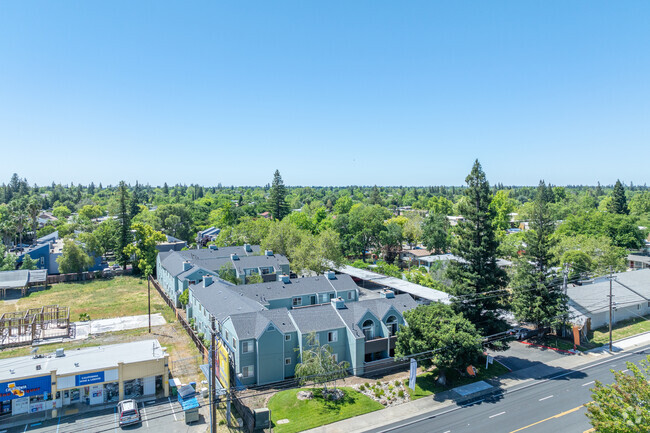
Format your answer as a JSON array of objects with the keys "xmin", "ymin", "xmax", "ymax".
[
  {"xmin": 36, "ymin": 364, "xmax": 41, "ymax": 370},
  {"xmin": 203, "ymin": 275, "xmax": 213, "ymax": 288},
  {"xmin": 381, "ymin": 289, "xmax": 395, "ymax": 299},
  {"xmin": 231, "ymin": 253, "xmax": 239, "ymax": 261},
  {"xmin": 244, "ymin": 244, "xmax": 253, "ymax": 252},
  {"xmin": 74, "ymin": 362, "xmax": 80, "ymax": 367},
  {"xmin": 278, "ymin": 274, "xmax": 290, "ymax": 284},
  {"xmin": 265, "ymin": 250, "xmax": 273, "ymax": 256},
  {"xmin": 331, "ymin": 297, "xmax": 346, "ymax": 309},
  {"xmin": 55, "ymin": 348, "xmax": 65, "ymax": 357},
  {"xmin": 208, "ymin": 245, "xmax": 218, "ymax": 250},
  {"xmin": 326, "ymin": 271, "xmax": 336, "ymax": 280}
]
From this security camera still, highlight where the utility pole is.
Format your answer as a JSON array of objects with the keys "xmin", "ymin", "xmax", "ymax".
[
  {"xmin": 609, "ymin": 266, "xmax": 613, "ymax": 352},
  {"xmin": 147, "ymin": 276, "xmax": 151, "ymax": 333},
  {"xmin": 562, "ymin": 264, "xmax": 569, "ymax": 337},
  {"xmin": 210, "ymin": 315, "xmax": 217, "ymax": 433}
]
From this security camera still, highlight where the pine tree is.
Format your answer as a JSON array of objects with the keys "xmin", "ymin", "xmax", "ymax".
[
  {"xmin": 595, "ymin": 181, "xmax": 603, "ymax": 197},
  {"xmin": 269, "ymin": 170, "xmax": 289, "ymax": 220},
  {"xmin": 117, "ymin": 181, "xmax": 132, "ymax": 268},
  {"xmin": 446, "ymin": 160, "xmax": 509, "ymax": 340},
  {"xmin": 511, "ymin": 181, "xmax": 567, "ymax": 330},
  {"xmin": 369, "ymin": 185, "xmax": 382, "ymax": 205},
  {"xmin": 163, "ymin": 182, "xmax": 169, "ymax": 195},
  {"xmin": 608, "ymin": 179, "xmax": 629, "ymax": 215}
]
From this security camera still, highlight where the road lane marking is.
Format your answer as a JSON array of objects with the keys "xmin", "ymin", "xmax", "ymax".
[
  {"xmin": 56, "ymin": 412, "xmax": 61, "ymax": 433},
  {"xmin": 141, "ymin": 402, "xmax": 149, "ymax": 427},
  {"xmin": 582, "ymin": 381, "xmax": 595, "ymax": 387},
  {"xmin": 508, "ymin": 405, "xmax": 584, "ymax": 433},
  {"xmin": 114, "ymin": 405, "xmax": 118, "ymax": 433},
  {"xmin": 538, "ymin": 395, "xmax": 553, "ymax": 401},
  {"xmin": 489, "ymin": 411, "xmax": 506, "ymax": 418},
  {"xmin": 168, "ymin": 396, "xmax": 178, "ymax": 421},
  {"xmin": 23, "ymin": 424, "xmax": 28, "ymax": 432}
]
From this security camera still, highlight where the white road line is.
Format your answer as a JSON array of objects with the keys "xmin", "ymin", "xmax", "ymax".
[
  {"xmin": 489, "ymin": 411, "xmax": 506, "ymax": 418},
  {"xmin": 168, "ymin": 396, "xmax": 178, "ymax": 421},
  {"xmin": 114, "ymin": 406, "xmax": 118, "ymax": 433},
  {"xmin": 539, "ymin": 395, "xmax": 553, "ymax": 401},
  {"xmin": 443, "ymin": 431, "xmax": 451, "ymax": 433},
  {"xmin": 23, "ymin": 424, "xmax": 28, "ymax": 432},
  {"xmin": 141, "ymin": 403, "xmax": 149, "ymax": 427},
  {"xmin": 582, "ymin": 381, "xmax": 595, "ymax": 387}
]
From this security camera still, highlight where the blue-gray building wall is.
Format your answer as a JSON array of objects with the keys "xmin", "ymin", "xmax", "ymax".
[
  {"xmin": 283, "ymin": 331, "xmax": 299, "ymax": 378},
  {"xmin": 256, "ymin": 327, "xmax": 285, "ymax": 385}
]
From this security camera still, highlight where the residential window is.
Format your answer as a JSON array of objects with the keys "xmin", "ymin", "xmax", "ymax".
[
  {"xmin": 242, "ymin": 341, "xmax": 252, "ymax": 353},
  {"xmin": 242, "ymin": 365, "xmax": 254, "ymax": 378},
  {"xmin": 285, "ymin": 334, "xmax": 291, "ymax": 341},
  {"xmin": 329, "ymin": 293, "xmax": 335, "ymax": 300},
  {"xmin": 232, "ymin": 338, "xmax": 237, "ymax": 348},
  {"xmin": 386, "ymin": 316, "xmax": 398, "ymax": 335},
  {"xmin": 328, "ymin": 331, "xmax": 338, "ymax": 343},
  {"xmin": 39, "ymin": 257, "xmax": 44, "ymax": 266},
  {"xmin": 292, "ymin": 297, "xmax": 302, "ymax": 307},
  {"xmin": 362, "ymin": 320, "xmax": 374, "ymax": 340},
  {"xmin": 285, "ymin": 358, "xmax": 291, "ymax": 365},
  {"xmin": 321, "ymin": 294, "xmax": 328, "ymax": 303},
  {"xmin": 347, "ymin": 291, "xmax": 353, "ymax": 300}
]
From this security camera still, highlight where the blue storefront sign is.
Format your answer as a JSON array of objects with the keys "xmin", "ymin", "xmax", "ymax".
[
  {"xmin": 75, "ymin": 371, "xmax": 105, "ymax": 386},
  {"xmin": 0, "ymin": 376, "xmax": 52, "ymax": 402}
]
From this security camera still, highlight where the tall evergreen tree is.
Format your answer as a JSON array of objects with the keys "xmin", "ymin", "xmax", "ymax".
[
  {"xmin": 608, "ymin": 179, "xmax": 629, "ymax": 215},
  {"xmin": 511, "ymin": 181, "xmax": 567, "ymax": 330},
  {"xmin": 117, "ymin": 181, "xmax": 132, "ymax": 268},
  {"xmin": 369, "ymin": 185, "xmax": 382, "ymax": 205},
  {"xmin": 269, "ymin": 170, "xmax": 289, "ymax": 220},
  {"xmin": 446, "ymin": 160, "xmax": 509, "ymax": 340}
]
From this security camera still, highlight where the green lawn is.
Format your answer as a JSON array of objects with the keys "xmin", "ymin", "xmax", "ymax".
[
  {"xmin": 532, "ymin": 335, "xmax": 592, "ymax": 352},
  {"xmin": 268, "ymin": 387, "xmax": 383, "ymax": 433},
  {"xmin": 0, "ymin": 276, "xmax": 175, "ymax": 322},
  {"xmin": 590, "ymin": 314, "xmax": 650, "ymax": 345},
  {"xmin": 407, "ymin": 357, "xmax": 511, "ymax": 400}
]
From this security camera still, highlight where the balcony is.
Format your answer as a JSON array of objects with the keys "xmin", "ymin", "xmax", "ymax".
[{"xmin": 364, "ymin": 335, "xmax": 397, "ymax": 355}]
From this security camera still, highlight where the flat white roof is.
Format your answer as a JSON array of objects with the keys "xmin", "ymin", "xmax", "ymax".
[
  {"xmin": 0, "ymin": 339, "xmax": 166, "ymax": 382},
  {"xmin": 336, "ymin": 265, "xmax": 451, "ymax": 303}
]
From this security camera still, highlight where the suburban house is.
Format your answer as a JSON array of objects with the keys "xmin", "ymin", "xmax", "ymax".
[
  {"xmin": 156, "ymin": 245, "xmax": 290, "ymax": 307},
  {"xmin": 36, "ymin": 212, "xmax": 58, "ymax": 227},
  {"xmin": 568, "ymin": 268, "xmax": 650, "ymax": 331},
  {"xmin": 186, "ymin": 272, "xmax": 418, "ymax": 386},
  {"xmin": 16, "ymin": 232, "xmax": 105, "ymax": 274},
  {"xmin": 197, "ymin": 227, "xmax": 220, "ymax": 246},
  {"xmin": 155, "ymin": 234, "xmax": 188, "ymax": 253},
  {"xmin": 412, "ymin": 253, "xmax": 512, "ymax": 270},
  {"xmin": 628, "ymin": 254, "xmax": 650, "ymax": 270},
  {"xmin": 400, "ymin": 247, "xmax": 434, "ymax": 263}
]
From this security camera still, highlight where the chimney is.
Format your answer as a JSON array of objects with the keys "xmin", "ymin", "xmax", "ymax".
[
  {"xmin": 265, "ymin": 250, "xmax": 273, "ymax": 256},
  {"xmin": 331, "ymin": 297, "xmax": 346, "ymax": 309},
  {"xmin": 208, "ymin": 245, "xmax": 218, "ymax": 251},
  {"xmin": 278, "ymin": 274, "xmax": 290, "ymax": 284},
  {"xmin": 380, "ymin": 289, "xmax": 395, "ymax": 299},
  {"xmin": 244, "ymin": 244, "xmax": 252, "ymax": 252},
  {"xmin": 325, "ymin": 271, "xmax": 336, "ymax": 280},
  {"xmin": 182, "ymin": 261, "xmax": 192, "ymax": 272},
  {"xmin": 231, "ymin": 253, "xmax": 239, "ymax": 261},
  {"xmin": 203, "ymin": 275, "xmax": 213, "ymax": 287}
]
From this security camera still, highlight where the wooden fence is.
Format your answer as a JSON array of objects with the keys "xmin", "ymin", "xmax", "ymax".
[{"xmin": 47, "ymin": 268, "xmax": 132, "ymax": 284}]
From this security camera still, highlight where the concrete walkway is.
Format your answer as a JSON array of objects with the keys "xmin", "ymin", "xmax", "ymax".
[{"xmin": 305, "ymin": 332, "xmax": 650, "ymax": 433}]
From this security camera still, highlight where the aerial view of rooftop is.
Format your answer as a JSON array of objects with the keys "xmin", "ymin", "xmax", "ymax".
[{"xmin": 1, "ymin": 1, "xmax": 649, "ymax": 432}]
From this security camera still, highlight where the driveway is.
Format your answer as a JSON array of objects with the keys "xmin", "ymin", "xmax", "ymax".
[{"xmin": 488, "ymin": 340, "xmax": 571, "ymax": 372}]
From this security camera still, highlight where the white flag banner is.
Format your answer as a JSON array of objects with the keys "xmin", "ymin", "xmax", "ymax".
[{"xmin": 409, "ymin": 358, "xmax": 417, "ymax": 391}]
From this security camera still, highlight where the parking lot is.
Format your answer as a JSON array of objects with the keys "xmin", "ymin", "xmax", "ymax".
[
  {"xmin": 488, "ymin": 339, "xmax": 571, "ymax": 372},
  {"xmin": 2, "ymin": 397, "xmax": 209, "ymax": 433}
]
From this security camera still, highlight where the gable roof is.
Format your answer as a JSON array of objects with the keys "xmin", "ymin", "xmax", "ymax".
[
  {"xmin": 229, "ymin": 308, "xmax": 296, "ymax": 340},
  {"xmin": 289, "ymin": 304, "xmax": 347, "ymax": 333},
  {"xmin": 236, "ymin": 274, "xmax": 358, "ymax": 304},
  {"xmin": 335, "ymin": 294, "xmax": 418, "ymax": 338}
]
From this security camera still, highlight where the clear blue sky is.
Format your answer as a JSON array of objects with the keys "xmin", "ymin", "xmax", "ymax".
[{"xmin": 1, "ymin": 1, "xmax": 648, "ymax": 187}]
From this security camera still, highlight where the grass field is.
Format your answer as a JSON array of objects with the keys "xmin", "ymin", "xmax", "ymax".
[
  {"xmin": 590, "ymin": 314, "xmax": 650, "ymax": 345},
  {"xmin": 407, "ymin": 357, "xmax": 511, "ymax": 400},
  {"xmin": 268, "ymin": 387, "xmax": 383, "ymax": 433},
  {"xmin": 0, "ymin": 276, "xmax": 175, "ymax": 322}
]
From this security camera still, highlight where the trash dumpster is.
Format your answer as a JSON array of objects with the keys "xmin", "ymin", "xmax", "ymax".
[{"xmin": 178, "ymin": 384, "xmax": 200, "ymax": 424}]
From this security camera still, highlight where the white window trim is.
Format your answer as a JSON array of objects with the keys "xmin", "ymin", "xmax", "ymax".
[
  {"xmin": 242, "ymin": 341, "xmax": 252, "ymax": 353},
  {"xmin": 328, "ymin": 330, "xmax": 338, "ymax": 343},
  {"xmin": 292, "ymin": 297, "xmax": 302, "ymax": 306}
]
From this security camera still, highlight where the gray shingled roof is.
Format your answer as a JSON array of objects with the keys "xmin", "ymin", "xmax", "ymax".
[
  {"xmin": 569, "ymin": 269, "xmax": 650, "ymax": 317},
  {"xmin": 190, "ymin": 280, "xmax": 265, "ymax": 323},
  {"xmin": 229, "ymin": 308, "xmax": 296, "ymax": 340},
  {"xmin": 160, "ymin": 247, "xmax": 287, "ymax": 277},
  {"xmin": 230, "ymin": 254, "xmax": 290, "ymax": 274},
  {"xmin": 236, "ymin": 274, "xmax": 358, "ymax": 304},
  {"xmin": 335, "ymin": 294, "xmax": 418, "ymax": 338},
  {"xmin": 289, "ymin": 305, "xmax": 346, "ymax": 333}
]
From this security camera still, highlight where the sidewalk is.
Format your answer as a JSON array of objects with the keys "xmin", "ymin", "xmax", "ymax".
[{"xmin": 305, "ymin": 333, "xmax": 650, "ymax": 433}]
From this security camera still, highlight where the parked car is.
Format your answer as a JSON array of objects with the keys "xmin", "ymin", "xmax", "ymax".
[{"xmin": 117, "ymin": 399, "xmax": 141, "ymax": 427}]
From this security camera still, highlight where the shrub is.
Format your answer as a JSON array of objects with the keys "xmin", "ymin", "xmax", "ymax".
[
  {"xmin": 376, "ymin": 381, "xmax": 382, "ymax": 386},
  {"xmin": 79, "ymin": 313, "xmax": 91, "ymax": 322},
  {"xmin": 219, "ymin": 420, "xmax": 226, "ymax": 426},
  {"xmin": 359, "ymin": 383, "xmax": 366, "ymax": 391},
  {"xmin": 394, "ymin": 380, "xmax": 401, "ymax": 386},
  {"xmin": 398, "ymin": 390, "xmax": 405, "ymax": 398}
]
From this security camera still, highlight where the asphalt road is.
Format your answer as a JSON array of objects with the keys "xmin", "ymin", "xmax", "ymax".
[
  {"xmin": 367, "ymin": 346, "xmax": 650, "ymax": 433},
  {"xmin": 3, "ymin": 397, "xmax": 208, "ymax": 433}
]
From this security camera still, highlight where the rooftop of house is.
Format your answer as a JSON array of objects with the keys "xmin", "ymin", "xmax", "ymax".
[
  {"xmin": 228, "ymin": 308, "xmax": 296, "ymax": 340},
  {"xmin": 235, "ymin": 274, "xmax": 358, "ymax": 304},
  {"xmin": 569, "ymin": 269, "xmax": 650, "ymax": 319},
  {"xmin": 0, "ymin": 269, "xmax": 47, "ymax": 290},
  {"xmin": 335, "ymin": 294, "xmax": 418, "ymax": 338},
  {"xmin": 402, "ymin": 248, "xmax": 434, "ymax": 258},
  {"xmin": 628, "ymin": 254, "xmax": 650, "ymax": 265},
  {"xmin": 159, "ymin": 245, "xmax": 269, "ymax": 277}
]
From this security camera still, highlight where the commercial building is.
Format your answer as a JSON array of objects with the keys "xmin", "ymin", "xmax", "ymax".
[{"xmin": 0, "ymin": 340, "xmax": 169, "ymax": 418}]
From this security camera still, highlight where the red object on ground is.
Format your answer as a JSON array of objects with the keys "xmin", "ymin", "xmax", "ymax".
[{"xmin": 518, "ymin": 340, "xmax": 575, "ymax": 354}]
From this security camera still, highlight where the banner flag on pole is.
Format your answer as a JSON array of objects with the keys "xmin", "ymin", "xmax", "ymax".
[{"xmin": 409, "ymin": 358, "xmax": 417, "ymax": 391}]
